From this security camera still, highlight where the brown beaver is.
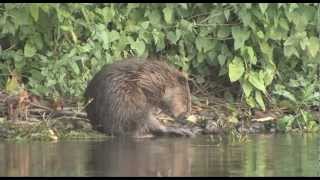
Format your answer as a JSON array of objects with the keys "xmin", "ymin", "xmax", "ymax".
[{"xmin": 84, "ymin": 57, "xmax": 194, "ymax": 138}]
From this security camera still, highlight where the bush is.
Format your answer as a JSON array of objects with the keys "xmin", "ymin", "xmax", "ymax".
[{"xmin": 0, "ymin": 3, "xmax": 320, "ymax": 116}]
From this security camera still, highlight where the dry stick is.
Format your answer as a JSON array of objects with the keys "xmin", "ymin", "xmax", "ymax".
[
  {"xmin": 189, "ymin": 79, "xmax": 209, "ymax": 96},
  {"xmin": 50, "ymin": 110, "xmax": 87, "ymax": 119},
  {"xmin": 54, "ymin": 116, "xmax": 89, "ymax": 121},
  {"xmin": 28, "ymin": 108, "xmax": 87, "ymax": 119},
  {"xmin": 29, "ymin": 102, "xmax": 52, "ymax": 111},
  {"xmin": 0, "ymin": 92, "xmax": 89, "ymax": 121},
  {"xmin": 28, "ymin": 102, "xmax": 87, "ymax": 119}
]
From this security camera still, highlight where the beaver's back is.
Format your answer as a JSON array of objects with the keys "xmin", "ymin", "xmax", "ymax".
[
  {"xmin": 84, "ymin": 59, "xmax": 147, "ymax": 135},
  {"xmin": 84, "ymin": 58, "xmax": 191, "ymax": 137}
]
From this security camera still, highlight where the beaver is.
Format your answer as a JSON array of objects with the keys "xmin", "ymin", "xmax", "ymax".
[{"xmin": 84, "ymin": 57, "xmax": 194, "ymax": 138}]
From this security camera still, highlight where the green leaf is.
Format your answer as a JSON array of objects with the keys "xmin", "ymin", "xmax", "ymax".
[
  {"xmin": 127, "ymin": 3, "xmax": 140, "ymax": 10},
  {"xmin": 167, "ymin": 30, "xmax": 181, "ymax": 44},
  {"xmin": 40, "ymin": 5, "xmax": 50, "ymax": 13},
  {"xmin": 29, "ymin": 5, "xmax": 39, "ymax": 22},
  {"xmin": 217, "ymin": 26, "xmax": 230, "ymax": 39},
  {"xmin": 259, "ymin": 42, "xmax": 273, "ymax": 62},
  {"xmin": 300, "ymin": 37, "xmax": 309, "ymax": 50},
  {"xmin": 14, "ymin": 53, "xmax": 25, "ymax": 71},
  {"xmin": 274, "ymin": 84, "xmax": 297, "ymax": 103},
  {"xmin": 307, "ymin": 120, "xmax": 319, "ymax": 132},
  {"xmin": 228, "ymin": 56, "xmax": 245, "ymax": 82},
  {"xmin": 268, "ymin": 26, "xmax": 286, "ymax": 41},
  {"xmin": 178, "ymin": 3, "xmax": 188, "ymax": 9},
  {"xmin": 247, "ymin": 46, "xmax": 256, "ymax": 65},
  {"xmin": 289, "ymin": 3, "xmax": 298, "ymax": 13},
  {"xmin": 94, "ymin": 24, "xmax": 111, "ymax": 49},
  {"xmin": 100, "ymin": 6, "xmax": 115, "ymax": 22},
  {"xmin": 244, "ymin": 3, "xmax": 252, "ymax": 8},
  {"xmin": 277, "ymin": 115, "xmax": 295, "ymax": 132},
  {"xmin": 257, "ymin": 31, "xmax": 264, "ymax": 39},
  {"xmin": 147, "ymin": 9, "xmax": 162, "ymax": 27},
  {"xmin": 24, "ymin": 42, "xmax": 37, "ymax": 57},
  {"xmin": 32, "ymin": 33, "xmax": 43, "ymax": 50},
  {"xmin": 178, "ymin": 41, "xmax": 186, "ymax": 57},
  {"xmin": 140, "ymin": 21, "xmax": 150, "ymax": 29},
  {"xmin": 241, "ymin": 46, "xmax": 257, "ymax": 65},
  {"xmin": 152, "ymin": 30, "xmax": 165, "ymax": 51},
  {"xmin": 176, "ymin": 29, "xmax": 182, "ymax": 41},
  {"xmin": 139, "ymin": 31, "xmax": 152, "ymax": 44},
  {"xmin": 131, "ymin": 40, "xmax": 145, "ymax": 56},
  {"xmin": 70, "ymin": 62, "xmax": 80, "ymax": 75},
  {"xmin": 239, "ymin": 8, "xmax": 253, "ymax": 27},
  {"xmin": 196, "ymin": 53, "xmax": 205, "ymax": 63},
  {"xmin": 232, "ymin": 26, "xmax": 250, "ymax": 50},
  {"xmin": 127, "ymin": 36, "xmax": 134, "ymax": 44},
  {"xmin": 56, "ymin": 8, "xmax": 72, "ymax": 22},
  {"xmin": 180, "ymin": 19, "xmax": 193, "ymax": 32},
  {"xmin": 126, "ymin": 20, "xmax": 139, "ymax": 32},
  {"xmin": 284, "ymin": 36, "xmax": 296, "ymax": 46},
  {"xmin": 9, "ymin": 8, "xmax": 33, "ymax": 26},
  {"xmin": 295, "ymin": 20, "xmax": 307, "ymax": 33},
  {"xmin": 167, "ymin": 31, "xmax": 176, "ymax": 44},
  {"xmin": 80, "ymin": 44, "xmax": 92, "ymax": 53},
  {"xmin": 163, "ymin": 6, "xmax": 174, "ymax": 24},
  {"xmin": 30, "ymin": 69, "xmax": 43, "ymax": 81},
  {"xmin": 259, "ymin": 3, "xmax": 269, "ymax": 14},
  {"xmin": 242, "ymin": 80, "xmax": 253, "ymax": 97},
  {"xmin": 248, "ymin": 71, "xmax": 266, "ymax": 94},
  {"xmin": 61, "ymin": 25, "xmax": 72, "ymax": 32},
  {"xmin": 284, "ymin": 45, "xmax": 299, "ymax": 58},
  {"xmin": 301, "ymin": 110, "xmax": 310, "ymax": 123},
  {"xmin": 224, "ymin": 9, "xmax": 230, "ymax": 21},
  {"xmin": 279, "ymin": 18, "xmax": 289, "ymax": 31},
  {"xmin": 5, "ymin": 75, "xmax": 20, "ymax": 94},
  {"xmin": 109, "ymin": 30, "xmax": 120, "ymax": 42},
  {"xmin": 218, "ymin": 54, "xmax": 226, "ymax": 66},
  {"xmin": 255, "ymin": 91, "xmax": 265, "ymax": 111},
  {"xmin": 263, "ymin": 65, "xmax": 276, "ymax": 86},
  {"xmin": 195, "ymin": 37, "xmax": 215, "ymax": 53},
  {"xmin": 308, "ymin": 37, "xmax": 319, "ymax": 58},
  {"xmin": 246, "ymin": 95, "xmax": 256, "ymax": 108},
  {"xmin": 283, "ymin": 91, "xmax": 297, "ymax": 103}
]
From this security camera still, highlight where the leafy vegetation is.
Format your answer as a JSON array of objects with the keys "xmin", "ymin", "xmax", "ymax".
[{"xmin": 0, "ymin": 3, "xmax": 320, "ymax": 133}]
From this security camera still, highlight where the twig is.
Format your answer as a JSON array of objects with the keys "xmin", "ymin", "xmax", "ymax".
[
  {"xmin": 190, "ymin": 78, "xmax": 209, "ymax": 96},
  {"xmin": 29, "ymin": 102, "xmax": 52, "ymax": 111}
]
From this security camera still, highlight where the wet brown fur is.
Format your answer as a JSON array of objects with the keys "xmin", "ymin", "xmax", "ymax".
[{"xmin": 84, "ymin": 57, "xmax": 191, "ymax": 137}]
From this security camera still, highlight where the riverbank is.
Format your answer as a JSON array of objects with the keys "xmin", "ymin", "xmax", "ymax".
[{"xmin": 0, "ymin": 89, "xmax": 318, "ymax": 141}]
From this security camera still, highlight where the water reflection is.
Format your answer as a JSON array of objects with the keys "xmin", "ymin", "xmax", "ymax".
[
  {"xmin": 0, "ymin": 141, "xmax": 91, "ymax": 176},
  {"xmin": 88, "ymin": 138, "xmax": 193, "ymax": 176},
  {"xmin": 0, "ymin": 134, "xmax": 319, "ymax": 176}
]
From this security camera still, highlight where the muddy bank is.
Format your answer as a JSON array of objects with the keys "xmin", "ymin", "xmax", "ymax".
[
  {"xmin": 0, "ymin": 90, "xmax": 311, "ymax": 141},
  {"xmin": 157, "ymin": 95, "xmax": 279, "ymax": 137}
]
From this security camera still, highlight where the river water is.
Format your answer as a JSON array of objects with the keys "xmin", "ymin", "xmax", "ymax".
[{"xmin": 0, "ymin": 133, "xmax": 319, "ymax": 176}]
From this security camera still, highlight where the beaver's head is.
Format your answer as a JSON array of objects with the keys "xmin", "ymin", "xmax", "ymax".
[{"xmin": 162, "ymin": 73, "xmax": 191, "ymax": 121}]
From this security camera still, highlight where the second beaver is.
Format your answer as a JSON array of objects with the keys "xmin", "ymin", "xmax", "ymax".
[{"xmin": 84, "ymin": 57, "xmax": 194, "ymax": 138}]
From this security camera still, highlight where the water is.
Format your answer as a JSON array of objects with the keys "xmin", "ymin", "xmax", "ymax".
[{"xmin": 0, "ymin": 133, "xmax": 319, "ymax": 177}]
